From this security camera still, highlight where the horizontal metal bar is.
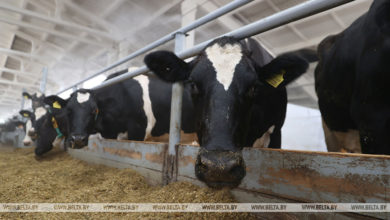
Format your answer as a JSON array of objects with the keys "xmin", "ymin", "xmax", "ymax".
[
  {"xmin": 178, "ymin": 0, "xmax": 353, "ymax": 59},
  {"xmin": 92, "ymin": 0, "xmax": 352, "ymax": 91},
  {"xmin": 56, "ymin": 0, "xmax": 253, "ymax": 95},
  {"xmin": 92, "ymin": 67, "xmax": 147, "ymax": 90}
]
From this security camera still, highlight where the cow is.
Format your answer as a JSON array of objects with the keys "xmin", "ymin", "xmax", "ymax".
[
  {"xmin": 44, "ymin": 68, "xmax": 197, "ymax": 149},
  {"xmin": 314, "ymin": 0, "xmax": 390, "ymax": 155},
  {"xmin": 19, "ymin": 110, "xmax": 36, "ymax": 143},
  {"xmin": 144, "ymin": 36, "xmax": 312, "ymax": 188},
  {"xmin": 0, "ymin": 116, "xmax": 25, "ymax": 146},
  {"xmin": 23, "ymin": 91, "xmax": 45, "ymax": 110},
  {"xmin": 20, "ymin": 92, "xmax": 46, "ymax": 146},
  {"xmin": 19, "ymin": 99, "xmax": 69, "ymax": 156}
]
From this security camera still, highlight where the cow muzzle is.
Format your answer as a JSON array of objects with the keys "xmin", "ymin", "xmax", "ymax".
[
  {"xmin": 70, "ymin": 134, "xmax": 88, "ymax": 149},
  {"xmin": 23, "ymin": 140, "xmax": 32, "ymax": 146},
  {"xmin": 195, "ymin": 148, "xmax": 245, "ymax": 189}
]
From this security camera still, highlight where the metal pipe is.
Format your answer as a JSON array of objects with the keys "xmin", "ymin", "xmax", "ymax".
[
  {"xmin": 178, "ymin": 0, "xmax": 353, "ymax": 59},
  {"xmin": 56, "ymin": 0, "xmax": 253, "ymax": 95},
  {"xmin": 93, "ymin": 66, "xmax": 148, "ymax": 90},
  {"xmin": 164, "ymin": 32, "xmax": 186, "ymax": 184},
  {"xmin": 169, "ymin": 33, "xmax": 185, "ymax": 156},
  {"xmin": 40, "ymin": 67, "xmax": 48, "ymax": 94},
  {"xmin": 93, "ymin": 0, "xmax": 352, "ymax": 91}
]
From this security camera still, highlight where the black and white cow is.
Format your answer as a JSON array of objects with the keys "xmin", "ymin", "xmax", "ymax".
[
  {"xmin": 45, "ymin": 68, "xmax": 197, "ymax": 149},
  {"xmin": 315, "ymin": 0, "xmax": 390, "ymax": 154},
  {"xmin": 23, "ymin": 92, "xmax": 45, "ymax": 110},
  {"xmin": 19, "ymin": 110, "xmax": 35, "ymax": 141},
  {"xmin": 20, "ymin": 92, "xmax": 46, "ymax": 146},
  {"xmin": 144, "ymin": 36, "xmax": 312, "ymax": 188},
  {"xmin": 19, "ymin": 97, "xmax": 69, "ymax": 156}
]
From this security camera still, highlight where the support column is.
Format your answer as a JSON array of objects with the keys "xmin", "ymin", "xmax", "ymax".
[
  {"xmin": 40, "ymin": 67, "xmax": 48, "ymax": 94},
  {"xmin": 163, "ymin": 0, "xmax": 197, "ymax": 185}
]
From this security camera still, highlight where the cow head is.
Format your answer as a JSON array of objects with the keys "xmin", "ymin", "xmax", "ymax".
[
  {"xmin": 20, "ymin": 106, "xmax": 55, "ymax": 156},
  {"xmin": 145, "ymin": 37, "xmax": 309, "ymax": 188},
  {"xmin": 19, "ymin": 96, "xmax": 71, "ymax": 157},
  {"xmin": 20, "ymin": 107, "xmax": 45, "ymax": 141},
  {"xmin": 19, "ymin": 110, "xmax": 36, "ymax": 146},
  {"xmin": 45, "ymin": 89, "xmax": 98, "ymax": 149},
  {"xmin": 23, "ymin": 92, "xmax": 45, "ymax": 110}
]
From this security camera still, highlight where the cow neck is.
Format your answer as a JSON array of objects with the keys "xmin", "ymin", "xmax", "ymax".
[{"xmin": 47, "ymin": 108, "xmax": 63, "ymax": 138}]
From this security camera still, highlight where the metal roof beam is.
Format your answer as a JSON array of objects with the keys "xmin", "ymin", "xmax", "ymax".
[
  {"xmin": 60, "ymin": 0, "xmax": 119, "ymax": 36},
  {"xmin": 0, "ymin": 2, "xmax": 116, "ymax": 41},
  {"xmin": 196, "ymin": 0, "xmax": 274, "ymax": 55},
  {"xmin": 0, "ymin": 17, "xmax": 112, "ymax": 47},
  {"xmin": 0, "ymin": 101, "xmax": 19, "ymax": 105},
  {"xmin": 0, "ymin": 79, "xmax": 39, "ymax": 89},
  {"xmin": 48, "ymin": 32, "xmax": 88, "ymax": 70},
  {"xmin": 101, "ymin": 0, "xmax": 126, "ymax": 18},
  {"xmin": 1, "ymin": 96, "xmax": 21, "ymax": 102},
  {"xmin": 0, "ymin": 47, "xmax": 43, "ymax": 60},
  {"xmin": 266, "ymin": 0, "xmax": 309, "ymax": 41},
  {"xmin": 125, "ymin": 0, "xmax": 182, "ymax": 36},
  {"xmin": 0, "ymin": 67, "xmax": 54, "ymax": 84},
  {"xmin": 11, "ymin": 28, "xmax": 67, "ymax": 53},
  {"xmin": 0, "ymin": 48, "xmax": 52, "ymax": 66},
  {"xmin": 0, "ymin": 89, "xmax": 23, "ymax": 96}
]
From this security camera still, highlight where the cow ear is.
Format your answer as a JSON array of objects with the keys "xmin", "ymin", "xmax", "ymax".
[
  {"xmin": 22, "ymin": 92, "xmax": 32, "ymax": 100},
  {"xmin": 144, "ymin": 50, "xmax": 192, "ymax": 82},
  {"xmin": 257, "ymin": 53, "xmax": 309, "ymax": 88},
  {"xmin": 19, "ymin": 110, "xmax": 32, "ymax": 118},
  {"xmin": 44, "ymin": 95, "xmax": 68, "ymax": 109}
]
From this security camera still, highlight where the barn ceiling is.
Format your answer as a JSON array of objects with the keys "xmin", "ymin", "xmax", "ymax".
[{"xmin": 0, "ymin": 0, "xmax": 372, "ymax": 121}]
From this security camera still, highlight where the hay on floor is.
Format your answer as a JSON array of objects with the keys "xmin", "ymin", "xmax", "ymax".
[{"xmin": 0, "ymin": 145, "xmax": 256, "ymax": 219}]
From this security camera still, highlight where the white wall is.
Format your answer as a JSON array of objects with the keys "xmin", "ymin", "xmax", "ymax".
[{"xmin": 281, "ymin": 104, "xmax": 327, "ymax": 152}]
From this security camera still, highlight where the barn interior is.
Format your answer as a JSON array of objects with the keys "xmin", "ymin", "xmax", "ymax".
[
  {"xmin": 0, "ymin": 0, "xmax": 373, "ymax": 149},
  {"xmin": 0, "ymin": 1, "xmax": 388, "ymax": 219}
]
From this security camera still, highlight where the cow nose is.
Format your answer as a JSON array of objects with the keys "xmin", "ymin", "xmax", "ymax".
[
  {"xmin": 195, "ymin": 148, "xmax": 246, "ymax": 189},
  {"xmin": 70, "ymin": 135, "xmax": 88, "ymax": 148},
  {"xmin": 23, "ymin": 140, "xmax": 32, "ymax": 146}
]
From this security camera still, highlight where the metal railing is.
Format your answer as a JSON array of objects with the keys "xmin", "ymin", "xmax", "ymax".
[
  {"xmin": 91, "ymin": 0, "xmax": 353, "ymax": 91},
  {"xmin": 55, "ymin": 0, "xmax": 353, "ymax": 183},
  {"xmin": 56, "ymin": 0, "xmax": 254, "ymax": 95}
]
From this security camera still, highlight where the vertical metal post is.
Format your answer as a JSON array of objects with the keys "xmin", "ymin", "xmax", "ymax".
[
  {"xmin": 72, "ymin": 85, "xmax": 78, "ymax": 92},
  {"xmin": 20, "ymin": 88, "xmax": 26, "ymax": 109},
  {"xmin": 163, "ymin": 32, "xmax": 186, "ymax": 185},
  {"xmin": 40, "ymin": 67, "xmax": 48, "ymax": 93}
]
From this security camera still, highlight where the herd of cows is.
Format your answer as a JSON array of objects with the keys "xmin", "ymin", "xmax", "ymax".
[{"xmin": 1, "ymin": 0, "xmax": 389, "ymax": 188}]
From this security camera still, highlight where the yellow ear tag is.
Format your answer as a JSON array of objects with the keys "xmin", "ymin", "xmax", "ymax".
[
  {"xmin": 266, "ymin": 69, "xmax": 286, "ymax": 88},
  {"xmin": 53, "ymin": 101, "xmax": 61, "ymax": 109},
  {"xmin": 51, "ymin": 117, "xmax": 59, "ymax": 129},
  {"xmin": 23, "ymin": 113, "xmax": 29, "ymax": 117},
  {"xmin": 24, "ymin": 95, "xmax": 28, "ymax": 99}
]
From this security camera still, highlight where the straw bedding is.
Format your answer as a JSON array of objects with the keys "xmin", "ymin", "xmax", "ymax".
[{"xmin": 0, "ymin": 145, "xmax": 256, "ymax": 219}]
